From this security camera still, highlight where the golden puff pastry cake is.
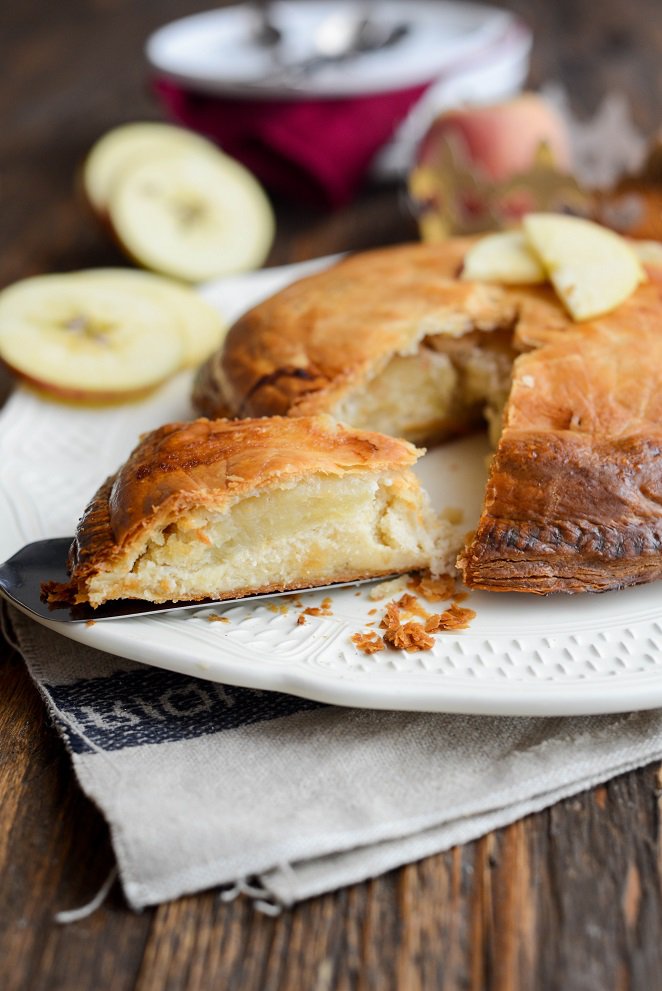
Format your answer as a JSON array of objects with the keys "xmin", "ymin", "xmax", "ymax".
[
  {"xmin": 193, "ymin": 239, "xmax": 573, "ymax": 447},
  {"xmin": 459, "ymin": 275, "xmax": 662, "ymax": 593},
  {"xmin": 47, "ymin": 415, "xmax": 438, "ymax": 607},
  {"xmin": 194, "ymin": 237, "xmax": 662, "ymax": 595}
]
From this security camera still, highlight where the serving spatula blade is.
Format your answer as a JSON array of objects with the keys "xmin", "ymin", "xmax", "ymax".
[{"xmin": 0, "ymin": 538, "xmax": 395, "ymax": 624}]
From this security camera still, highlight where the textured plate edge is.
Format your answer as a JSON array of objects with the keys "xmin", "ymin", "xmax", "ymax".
[
  {"xmin": 4, "ymin": 261, "xmax": 662, "ymax": 716},
  {"xmin": 13, "ymin": 601, "xmax": 662, "ymax": 717}
]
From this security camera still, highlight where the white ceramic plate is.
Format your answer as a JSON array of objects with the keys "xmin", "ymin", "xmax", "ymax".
[
  {"xmin": 3, "ymin": 260, "xmax": 662, "ymax": 716},
  {"xmin": 146, "ymin": 0, "xmax": 524, "ymax": 99}
]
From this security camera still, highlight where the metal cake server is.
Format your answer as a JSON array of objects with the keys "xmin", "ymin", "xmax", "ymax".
[{"xmin": 0, "ymin": 538, "xmax": 394, "ymax": 625}]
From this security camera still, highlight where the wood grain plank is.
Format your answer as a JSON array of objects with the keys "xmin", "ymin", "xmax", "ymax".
[
  {"xmin": 0, "ymin": 654, "xmax": 153, "ymax": 991},
  {"xmin": 4, "ymin": 633, "xmax": 662, "ymax": 991},
  {"xmin": 3, "ymin": 0, "xmax": 662, "ymax": 988}
]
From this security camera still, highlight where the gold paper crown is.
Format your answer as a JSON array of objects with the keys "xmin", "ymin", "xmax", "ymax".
[
  {"xmin": 409, "ymin": 139, "xmax": 589, "ymax": 240},
  {"xmin": 593, "ymin": 141, "xmax": 662, "ymax": 241},
  {"xmin": 408, "ymin": 94, "xmax": 662, "ymax": 241}
]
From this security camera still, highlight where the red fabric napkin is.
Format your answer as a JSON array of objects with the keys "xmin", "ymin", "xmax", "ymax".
[{"xmin": 153, "ymin": 77, "xmax": 430, "ymax": 209}]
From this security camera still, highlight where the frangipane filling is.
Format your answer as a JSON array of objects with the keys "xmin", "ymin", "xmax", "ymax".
[
  {"xmin": 333, "ymin": 329, "xmax": 516, "ymax": 446},
  {"xmin": 87, "ymin": 472, "xmax": 434, "ymax": 605}
]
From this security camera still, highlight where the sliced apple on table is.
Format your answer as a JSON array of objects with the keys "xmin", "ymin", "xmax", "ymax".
[
  {"xmin": 106, "ymin": 144, "xmax": 275, "ymax": 283},
  {"xmin": 83, "ymin": 121, "xmax": 275, "ymax": 282},
  {"xmin": 522, "ymin": 213, "xmax": 646, "ymax": 321},
  {"xmin": 0, "ymin": 274, "xmax": 184, "ymax": 402},
  {"xmin": 462, "ymin": 230, "xmax": 547, "ymax": 284},
  {"xmin": 74, "ymin": 269, "xmax": 227, "ymax": 367},
  {"xmin": 82, "ymin": 122, "xmax": 214, "ymax": 217}
]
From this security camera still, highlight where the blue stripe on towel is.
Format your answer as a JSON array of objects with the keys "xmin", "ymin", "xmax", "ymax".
[{"xmin": 45, "ymin": 668, "xmax": 326, "ymax": 753}]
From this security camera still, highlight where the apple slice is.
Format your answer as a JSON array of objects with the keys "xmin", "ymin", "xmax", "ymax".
[
  {"xmin": 83, "ymin": 122, "xmax": 214, "ymax": 216},
  {"xmin": 462, "ymin": 231, "xmax": 547, "ymax": 284},
  {"xmin": 629, "ymin": 239, "xmax": 662, "ymax": 268},
  {"xmin": 107, "ymin": 145, "xmax": 275, "ymax": 282},
  {"xmin": 523, "ymin": 214, "xmax": 646, "ymax": 320},
  {"xmin": 0, "ymin": 274, "xmax": 183, "ymax": 401},
  {"xmin": 74, "ymin": 269, "xmax": 227, "ymax": 367}
]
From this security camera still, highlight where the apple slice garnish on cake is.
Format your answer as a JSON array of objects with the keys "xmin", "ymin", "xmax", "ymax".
[
  {"xmin": 461, "ymin": 230, "xmax": 546, "ymax": 284},
  {"xmin": 627, "ymin": 239, "xmax": 662, "ymax": 268},
  {"xmin": 522, "ymin": 213, "xmax": 646, "ymax": 320},
  {"xmin": 461, "ymin": 214, "xmax": 647, "ymax": 320}
]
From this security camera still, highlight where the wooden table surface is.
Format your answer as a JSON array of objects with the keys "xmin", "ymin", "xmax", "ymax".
[{"xmin": 2, "ymin": 1, "xmax": 662, "ymax": 988}]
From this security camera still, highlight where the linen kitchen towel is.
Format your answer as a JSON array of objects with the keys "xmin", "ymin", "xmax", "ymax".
[{"xmin": 8, "ymin": 606, "xmax": 662, "ymax": 910}]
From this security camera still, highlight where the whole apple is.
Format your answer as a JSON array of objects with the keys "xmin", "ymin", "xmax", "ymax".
[
  {"xmin": 409, "ymin": 94, "xmax": 576, "ymax": 239},
  {"xmin": 418, "ymin": 94, "xmax": 571, "ymax": 181}
]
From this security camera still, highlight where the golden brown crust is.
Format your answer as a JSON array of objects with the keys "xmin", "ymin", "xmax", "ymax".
[
  {"xmin": 459, "ymin": 279, "xmax": 662, "ymax": 593},
  {"xmin": 407, "ymin": 573, "xmax": 457, "ymax": 601},
  {"xmin": 192, "ymin": 239, "xmax": 546, "ymax": 421},
  {"xmin": 51, "ymin": 237, "xmax": 662, "ymax": 603},
  {"xmin": 50, "ymin": 415, "xmax": 423, "ymax": 605},
  {"xmin": 193, "ymin": 236, "xmax": 662, "ymax": 595}
]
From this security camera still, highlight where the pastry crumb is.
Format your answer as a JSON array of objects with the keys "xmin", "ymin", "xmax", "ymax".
[
  {"xmin": 297, "ymin": 614, "xmax": 307, "ymax": 626},
  {"xmin": 408, "ymin": 573, "xmax": 457, "ymax": 602},
  {"xmin": 85, "ymin": 619, "xmax": 96, "ymax": 627},
  {"xmin": 369, "ymin": 575, "xmax": 409, "ymax": 601},
  {"xmin": 268, "ymin": 603, "xmax": 289, "ymax": 615},
  {"xmin": 379, "ymin": 600, "xmax": 434, "ymax": 651},
  {"xmin": 379, "ymin": 601, "xmax": 402, "ymax": 636},
  {"xmin": 396, "ymin": 592, "xmax": 430, "ymax": 620},
  {"xmin": 384, "ymin": 620, "xmax": 435, "ymax": 653},
  {"xmin": 363, "ymin": 585, "xmax": 476, "ymax": 654},
  {"xmin": 300, "ymin": 597, "xmax": 333, "ymax": 620},
  {"xmin": 425, "ymin": 602, "xmax": 476, "ymax": 632},
  {"xmin": 208, "ymin": 614, "xmax": 230, "ymax": 624},
  {"xmin": 351, "ymin": 631, "xmax": 385, "ymax": 654}
]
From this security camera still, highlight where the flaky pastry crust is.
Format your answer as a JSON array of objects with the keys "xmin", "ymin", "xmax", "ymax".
[
  {"xmin": 47, "ymin": 240, "xmax": 662, "ymax": 602},
  {"xmin": 46, "ymin": 415, "xmax": 427, "ymax": 606},
  {"xmin": 459, "ymin": 273, "xmax": 662, "ymax": 592},
  {"xmin": 193, "ymin": 239, "xmax": 574, "ymax": 422},
  {"xmin": 194, "ymin": 237, "xmax": 662, "ymax": 595}
]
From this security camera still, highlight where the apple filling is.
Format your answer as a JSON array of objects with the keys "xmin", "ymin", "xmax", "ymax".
[
  {"xmin": 332, "ymin": 329, "xmax": 516, "ymax": 447},
  {"xmin": 85, "ymin": 472, "xmax": 436, "ymax": 606}
]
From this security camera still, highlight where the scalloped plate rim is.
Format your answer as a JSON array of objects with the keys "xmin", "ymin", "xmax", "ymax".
[{"xmin": 2, "ymin": 259, "xmax": 662, "ymax": 716}]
